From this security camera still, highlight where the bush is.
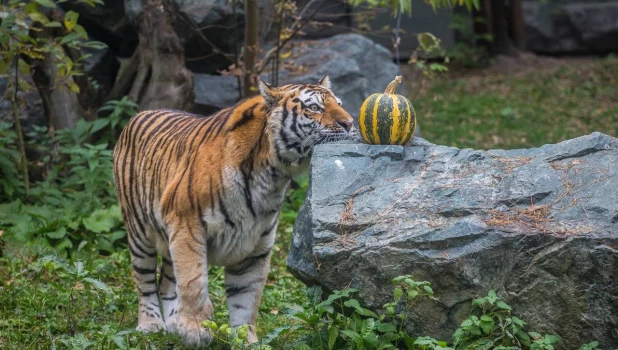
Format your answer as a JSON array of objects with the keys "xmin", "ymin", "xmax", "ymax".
[
  {"xmin": 0, "ymin": 100, "xmax": 136, "ymax": 257},
  {"xmin": 447, "ymin": 14, "xmax": 492, "ymax": 68},
  {"xmin": 0, "ymin": 120, "xmax": 25, "ymax": 200},
  {"xmin": 257, "ymin": 276, "xmax": 598, "ymax": 350}
]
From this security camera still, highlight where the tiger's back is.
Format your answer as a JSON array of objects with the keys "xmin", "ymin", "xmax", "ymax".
[{"xmin": 113, "ymin": 110, "xmax": 209, "ymax": 243}]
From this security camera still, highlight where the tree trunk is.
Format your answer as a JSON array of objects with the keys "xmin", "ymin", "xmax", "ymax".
[
  {"xmin": 29, "ymin": 11, "xmax": 99, "ymax": 131},
  {"xmin": 32, "ymin": 54, "xmax": 89, "ymax": 130},
  {"xmin": 490, "ymin": 0, "xmax": 510, "ymax": 55},
  {"xmin": 243, "ymin": 0, "xmax": 260, "ymax": 97},
  {"xmin": 11, "ymin": 73, "xmax": 29, "ymax": 195},
  {"xmin": 472, "ymin": 0, "xmax": 492, "ymax": 52},
  {"xmin": 510, "ymin": 0, "xmax": 526, "ymax": 50},
  {"xmin": 109, "ymin": 0, "xmax": 194, "ymax": 111}
]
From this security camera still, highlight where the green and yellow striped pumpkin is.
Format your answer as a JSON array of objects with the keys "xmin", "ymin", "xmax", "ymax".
[{"xmin": 359, "ymin": 76, "xmax": 416, "ymax": 145}]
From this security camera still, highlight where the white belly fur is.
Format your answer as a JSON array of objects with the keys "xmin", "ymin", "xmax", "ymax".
[{"xmin": 151, "ymin": 166, "xmax": 288, "ymax": 267}]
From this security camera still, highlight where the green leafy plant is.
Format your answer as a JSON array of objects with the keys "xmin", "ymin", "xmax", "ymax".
[
  {"xmin": 37, "ymin": 255, "xmax": 115, "ymax": 339},
  {"xmin": 284, "ymin": 287, "xmax": 394, "ymax": 349},
  {"xmin": 578, "ymin": 341, "xmax": 601, "ymax": 350},
  {"xmin": 257, "ymin": 278, "xmax": 600, "ymax": 350},
  {"xmin": 1, "ymin": 0, "xmax": 108, "ymax": 197},
  {"xmin": 383, "ymin": 276, "xmax": 437, "ymax": 319},
  {"xmin": 452, "ymin": 290, "xmax": 559, "ymax": 349},
  {"xmin": 0, "ymin": 250, "xmax": 177, "ymax": 348},
  {"xmin": 529, "ymin": 333, "xmax": 561, "ymax": 350},
  {"xmin": 97, "ymin": 96, "xmax": 139, "ymax": 139},
  {"xmin": 40, "ymin": 254, "xmax": 113, "ymax": 294},
  {"xmin": 201, "ymin": 321, "xmax": 252, "ymax": 349},
  {"xmin": 0, "ymin": 117, "xmax": 125, "ymax": 256},
  {"xmin": 264, "ymin": 277, "xmax": 448, "ymax": 350},
  {"xmin": 447, "ymin": 14, "xmax": 493, "ymax": 68},
  {"xmin": 409, "ymin": 32, "xmax": 450, "ymax": 78},
  {"xmin": 0, "ymin": 0, "xmax": 105, "ymax": 89},
  {"xmin": 0, "ymin": 120, "xmax": 26, "ymax": 201}
]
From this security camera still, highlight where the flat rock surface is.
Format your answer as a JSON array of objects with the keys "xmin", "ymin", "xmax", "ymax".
[{"xmin": 287, "ymin": 132, "xmax": 618, "ymax": 348}]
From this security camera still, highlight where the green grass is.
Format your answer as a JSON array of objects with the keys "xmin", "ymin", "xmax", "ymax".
[
  {"xmin": 2, "ymin": 57, "xmax": 618, "ymax": 349},
  {"xmin": 414, "ymin": 56, "xmax": 618, "ymax": 150},
  {"xmin": 0, "ymin": 181, "xmax": 310, "ymax": 350}
]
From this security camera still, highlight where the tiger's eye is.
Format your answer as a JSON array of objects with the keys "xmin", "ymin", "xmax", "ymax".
[{"xmin": 310, "ymin": 105, "xmax": 319, "ymax": 112}]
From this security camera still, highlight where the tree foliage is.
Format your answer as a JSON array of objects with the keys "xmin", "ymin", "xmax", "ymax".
[{"xmin": 1, "ymin": 0, "xmax": 105, "ymax": 98}]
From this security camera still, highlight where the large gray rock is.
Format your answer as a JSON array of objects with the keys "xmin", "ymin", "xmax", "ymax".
[
  {"xmin": 125, "ymin": 0, "xmax": 243, "ymax": 73},
  {"xmin": 58, "ymin": 0, "xmax": 137, "ymax": 57},
  {"xmin": 63, "ymin": 0, "xmax": 241, "ymax": 70},
  {"xmin": 193, "ymin": 34, "xmax": 404, "ymax": 119},
  {"xmin": 291, "ymin": 0, "xmax": 352, "ymax": 39},
  {"xmin": 82, "ymin": 47, "xmax": 120, "ymax": 100},
  {"xmin": 287, "ymin": 133, "xmax": 618, "ymax": 348},
  {"xmin": 0, "ymin": 78, "xmax": 45, "ymax": 133},
  {"xmin": 273, "ymin": 34, "xmax": 402, "ymax": 119},
  {"xmin": 193, "ymin": 74, "xmax": 241, "ymax": 115},
  {"xmin": 524, "ymin": 1, "xmax": 618, "ymax": 54}
]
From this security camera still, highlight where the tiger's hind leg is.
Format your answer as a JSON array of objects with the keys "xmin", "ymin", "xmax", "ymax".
[
  {"xmin": 224, "ymin": 222, "xmax": 277, "ymax": 343},
  {"xmin": 168, "ymin": 218, "xmax": 213, "ymax": 347},
  {"xmin": 127, "ymin": 224, "xmax": 165, "ymax": 332},
  {"xmin": 159, "ymin": 250, "xmax": 179, "ymax": 332}
]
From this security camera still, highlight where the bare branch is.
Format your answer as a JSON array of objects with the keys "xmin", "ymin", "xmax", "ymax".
[
  {"xmin": 11, "ymin": 57, "xmax": 29, "ymax": 195},
  {"xmin": 256, "ymin": 0, "xmax": 328, "ymax": 76}
]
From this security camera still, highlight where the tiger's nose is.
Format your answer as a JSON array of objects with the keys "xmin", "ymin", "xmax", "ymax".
[{"xmin": 337, "ymin": 120, "xmax": 353, "ymax": 132}]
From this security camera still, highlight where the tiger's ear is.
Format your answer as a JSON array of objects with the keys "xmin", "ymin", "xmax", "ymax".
[
  {"xmin": 318, "ymin": 75, "xmax": 331, "ymax": 90},
  {"xmin": 258, "ymin": 80, "xmax": 278, "ymax": 109}
]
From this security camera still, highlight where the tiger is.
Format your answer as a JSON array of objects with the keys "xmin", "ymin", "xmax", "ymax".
[{"xmin": 112, "ymin": 76, "xmax": 354, "ymax": 347}]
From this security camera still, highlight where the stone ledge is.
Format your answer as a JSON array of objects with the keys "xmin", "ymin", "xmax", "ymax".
[{"xmin": 288, "ymin": 132, "xmax": 618, "ymax": 348}]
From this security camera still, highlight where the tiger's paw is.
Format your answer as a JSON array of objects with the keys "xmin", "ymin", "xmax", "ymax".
[
  {"xmin": 176, "ymin": 315, "xmax": 213, "ymax": 347},
  {"xmin": 136, "ymin": 318, "xmax": 166, "ymax": 333},
  {"xmin": 165, "ymin": 314, "xmax": 178, "ymax": 333},
  {"xmin": 247, "ymin": 329, "xmax": 258, "ymax": 344}
]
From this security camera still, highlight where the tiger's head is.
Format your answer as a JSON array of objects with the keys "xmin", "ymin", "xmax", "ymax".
[{"xmin": 259, "ymin": 76, "xmax": 355, "ymax": 163}]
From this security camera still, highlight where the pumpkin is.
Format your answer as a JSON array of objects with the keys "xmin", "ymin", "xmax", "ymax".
[{"xmin": 358, "ymin": 76, "xmax": 416, "ymax": 145}]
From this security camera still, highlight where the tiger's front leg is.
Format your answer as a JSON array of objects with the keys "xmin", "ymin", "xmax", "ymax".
[
  {"xmin": 224, "ymin": 223, "xmax": 277, "ymax": 343},
  {"xmin": 168, "ymin": 219, "xmax": 213, "ymax": 347}
]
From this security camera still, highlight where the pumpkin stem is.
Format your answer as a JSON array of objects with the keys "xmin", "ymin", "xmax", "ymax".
[{"xmin": 384, "ymin": 76, "xmax": 402, "ymax": 95}]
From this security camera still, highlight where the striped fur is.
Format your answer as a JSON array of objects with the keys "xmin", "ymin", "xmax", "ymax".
[{"xmin": 112, "ymin": 76, "xmax": 354, "ymax": 347}]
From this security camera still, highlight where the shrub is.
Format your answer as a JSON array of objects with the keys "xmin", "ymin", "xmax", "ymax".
[
  {"xmin": 0, "ymin": 102, "xmax": 136, "ymax": 256},
  {"xmin": 258, "ymin": 276, "xmax": 598, "ymax": 350}
]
